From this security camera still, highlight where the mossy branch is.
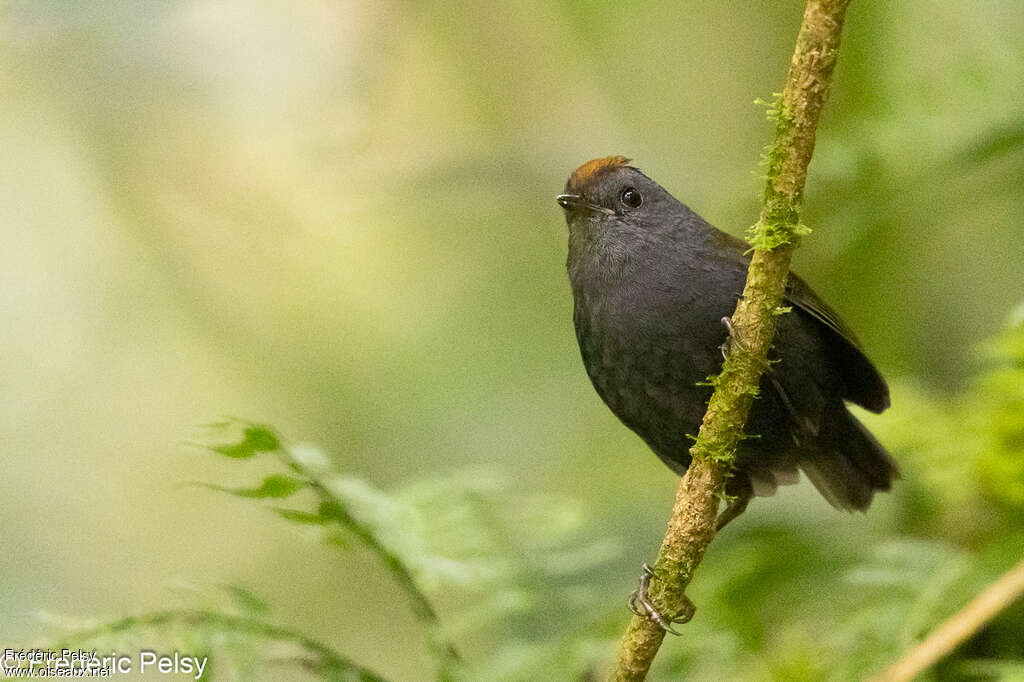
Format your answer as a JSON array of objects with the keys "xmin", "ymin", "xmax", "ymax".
[{"xmin": 609, "ymin": 1, "xmax": 852, "ymax": 678}]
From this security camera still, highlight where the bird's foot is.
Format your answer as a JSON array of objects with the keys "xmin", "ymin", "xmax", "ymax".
[
  {"xmin": 715, "ymin": 494, "xmax": 750, "ymax": 531},
  {"xmin": 628, "ymin": 563, "xmax": 695, "ymax": 635},
  {"xmin": 720, "ymin": 316, "xmax": 747, "ymax": 352},
  {"xmin": 716, "ymin": 476, "xmax": 754, "ymax": 531}
]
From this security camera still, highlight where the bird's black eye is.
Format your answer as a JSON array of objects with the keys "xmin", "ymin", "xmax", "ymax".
[{"xmin": 620, "ymin": 187, "xmax": 643, "ymax": 209}]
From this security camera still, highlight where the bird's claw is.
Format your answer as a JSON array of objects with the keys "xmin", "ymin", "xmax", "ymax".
[
  {"xmin": 627, "ymin": 563, "xmax": 695, "ymax": 635},
  {"xmin": 720, "ymin": 317, "xmax": 747, "ymax": 351}
]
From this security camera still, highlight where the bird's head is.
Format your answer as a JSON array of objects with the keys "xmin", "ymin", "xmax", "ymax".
[{"xmin": 557, "ymin": 156, "xmax": 680, "ymax": 248}]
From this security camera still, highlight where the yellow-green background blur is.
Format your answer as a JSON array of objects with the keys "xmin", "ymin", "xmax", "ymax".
[{"xmin": 2, "ymin": 1, "xmax": 1022, "ymax": 680}]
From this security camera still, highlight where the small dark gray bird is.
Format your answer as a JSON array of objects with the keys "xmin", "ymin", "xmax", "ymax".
[{"xmin": 558, "ymin": 156, "xmax": 897, "ymax": 527}]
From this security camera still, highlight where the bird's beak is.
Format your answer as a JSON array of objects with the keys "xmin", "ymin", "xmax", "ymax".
[{"xmin": 556, "ymin": 194, "xmax": 613, "ymax": 215}]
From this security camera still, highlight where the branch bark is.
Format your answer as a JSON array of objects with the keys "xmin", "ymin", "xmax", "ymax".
[
  {"xmin": 868, "ymin": 556, "xmax": 1024, "ymax": 682},
  {"xmin": 609, "ymin": 1, "xmax": 852, "ymax": 678}
]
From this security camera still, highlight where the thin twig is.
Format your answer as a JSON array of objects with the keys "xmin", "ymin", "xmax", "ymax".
[
  {"xmin": 609, "ymin": 1, "xmax": 852, "ymax": 678},
  {"xmin": 869, "ymin": 556, "xmax": 1024, "ymax": 682}
]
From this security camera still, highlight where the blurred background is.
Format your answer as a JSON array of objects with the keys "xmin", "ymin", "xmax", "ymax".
[{"xmin": 2, "ymin": 1, "xmax": 1022, "ymax": 680}]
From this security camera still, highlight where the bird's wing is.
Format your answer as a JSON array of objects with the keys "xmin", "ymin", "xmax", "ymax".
[
  {"xmin": 708, "ymin": 229, "xmax": 889, "ymax": 413},
  {"xmin": 784, "ymin": 273, "xmax": 890, "ymax": 413},
  {"xmin": 784, "ymin": 273, "xmax": 863, "ymax": 349}
]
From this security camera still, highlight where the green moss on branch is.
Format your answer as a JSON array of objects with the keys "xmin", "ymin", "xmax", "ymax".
[{"xmin": 609, "ymin": 1, "xmax": 853, "ymax": 679}]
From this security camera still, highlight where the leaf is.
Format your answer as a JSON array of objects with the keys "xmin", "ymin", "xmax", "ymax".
[
  {"xmin": 232, "ymin": 475, "xmax": 305, "ymax": 499},
  {"xmin": 274, "ymin": 508, "xmax": 330, "ymax": 525},
  {"xmin": 211, "ymin": 426, "xmax": 281, "ymax": 459},
  {"xmin": 243, "ymin": 426, "xmax": 281, "ymax": 452},
  {"xmin": 193, "ymin": 475, "xmax": 305, "ymax": 499},
  {"xmin": 316, "ymin": 499, "xmax": 354, "ymax": 523},
  {"xmin": 222, "ymin": 584, "xmax": 270, "ymax": 615}
]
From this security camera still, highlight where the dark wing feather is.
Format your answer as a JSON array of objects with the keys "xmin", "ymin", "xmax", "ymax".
[
  {"xmin": 785, "ymin": 274, "xmax": 863, "ymax": 348},
  {"xmin": 707, "ymin": 229, "xmax": 890, "ymax": 413},
  {"xmin": 785, "ymin": 273, "xmax": 890, "ymax": 413}
]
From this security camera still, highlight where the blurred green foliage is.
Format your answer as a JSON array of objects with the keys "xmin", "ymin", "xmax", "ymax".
[{"xmin": 1, "ymin": 1, "xmax": 1022, "ymax": 680}]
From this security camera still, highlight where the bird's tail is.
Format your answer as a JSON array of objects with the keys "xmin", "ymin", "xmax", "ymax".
[{"xmin": 800, "ymin": 403, "xmax": 899, "ymax": 511}]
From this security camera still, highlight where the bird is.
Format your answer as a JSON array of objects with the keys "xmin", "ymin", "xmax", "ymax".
[{"xmin": 558, "ymin": 155, "xmax": 898, "ymax": 530}]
